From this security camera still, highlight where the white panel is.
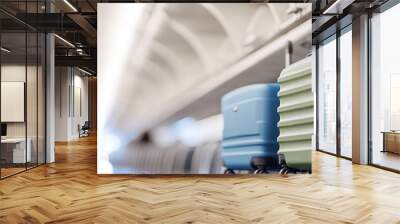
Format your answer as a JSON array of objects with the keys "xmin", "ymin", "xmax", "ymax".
[
  {"xmin": 73, "ymin": 87, "xmax": 82, "ymax": 138},
  {"xmin": 1, "ymin": 82, "xmax": 25, "ymax": 122}
]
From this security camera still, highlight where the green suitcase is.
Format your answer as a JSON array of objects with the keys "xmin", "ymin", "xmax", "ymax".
[{"xmin": 277, "ymin": 57, "xmax": 313, "ymax": 174}]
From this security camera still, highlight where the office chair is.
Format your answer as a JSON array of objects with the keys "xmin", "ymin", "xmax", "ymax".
[{"xmin": 79, "ymin": 121, "xmax": 90, "ymax": 138}]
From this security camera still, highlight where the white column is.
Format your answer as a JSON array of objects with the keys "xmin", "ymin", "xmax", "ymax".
[
  {"xmin": 352, "ymin": 14, "xmax": 369, "ymax": 164},
  {"xmin": 46, "ymin": 32, "xmax": 55, "ymax": 163}
]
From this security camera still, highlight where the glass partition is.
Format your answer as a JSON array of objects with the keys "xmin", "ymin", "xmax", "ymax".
[
  {"xmin": 317, "ymin": 35, "xmax": 337, "ymax": 154},
  {"xmin": 38, "ymin": 32, "xmax": 45, "ymax": 165},
  {"xmin": 371, "ymin": 3, "xmax": 400, "ymax": 171},
  {"xmin": 27, "ymin": 31, "xmax": 38, "ymax": 169},
  {"xmin": 339, "ymin": 27, "xmax": 352, "ymax": 158},
  {"xmin": 0, "ymin": 2, "xmax": 46, "ymax": 179},
  {"xmin": 0, "ymin": 31, "xmax": 28, "ymax": 177}
]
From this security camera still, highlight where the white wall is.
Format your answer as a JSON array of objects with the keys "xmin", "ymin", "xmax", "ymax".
[
  {"xmin": 1, "ymin": 65, "xmax": 41, "ymax": 137},
  {"xmin": 71, "ymin": 73, "xmax": 89, "ymax": 138},
  {"xmin": 55, "ymin": 67, "xmax": 69, "ymax": 141},
  {"xmin": 55, "ymin": 67, "xmax": 89, "ymax": 141},
  {"xmin": 1, "ymin": 66, "xmax": 26, "ymax": 139},
  {"xmin": 1, "ymin": 64, "xmax": 46, "ymax": 164}
]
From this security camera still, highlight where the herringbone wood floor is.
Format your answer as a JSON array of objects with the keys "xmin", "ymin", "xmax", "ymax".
[{"xmin": 1, "ymin": 135, "xmax": 400, "ymax": 224}]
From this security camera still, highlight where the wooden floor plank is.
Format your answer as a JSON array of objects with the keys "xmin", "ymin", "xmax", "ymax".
[{"xmin": 1, "ymin": 135, "xmax": 400, "ymax": 223}]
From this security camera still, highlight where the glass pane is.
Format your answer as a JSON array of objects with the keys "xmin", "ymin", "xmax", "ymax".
[
  {"xmin": 371, "ymin": 4, "xmax": 400, "ymax": 171},
  {"xmin": 38, "ymin": 33, "xmax": 45, "ymax": 165},
  {"xmin": 1, "ymin": 31, "xmax": 27, "ymax": 177},
  {"xmin": 318, "ymin": 36, "xmax": 337, "ymax": 154},
  {"xmin": 340, "ymin": 29, "xmax": 352, "ymax": 158},
  {"xmin": 27, "ymin": 31, "xmax": 38, "ymax": 169}
]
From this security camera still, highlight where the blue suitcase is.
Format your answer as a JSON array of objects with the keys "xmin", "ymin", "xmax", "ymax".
[{"xmin": 221, "ymin": 84, "xmax": 280, "ymax": 174}]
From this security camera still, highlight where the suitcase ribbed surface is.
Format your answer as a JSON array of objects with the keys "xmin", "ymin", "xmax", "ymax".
[
  {"xmin": 221, "ymin": 84, "xmax": 280, "ymax": 171},
  {"xmin": 277, "ymin": 57, "xmax": 313, "ymax": 171}
]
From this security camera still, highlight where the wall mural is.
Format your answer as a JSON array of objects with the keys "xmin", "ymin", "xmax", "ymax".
[{"xmin": 97, "ymin": 3, "xmax": 313, "ymax": 175}]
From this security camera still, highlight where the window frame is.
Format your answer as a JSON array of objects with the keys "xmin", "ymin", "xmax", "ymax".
[
  {"xmin": 315, "ymin": 22, "xmax": 353, "ymax": 161},
  {"xmin": 367, "ymin": 0, "xmax": 400, "ymax": 173}
]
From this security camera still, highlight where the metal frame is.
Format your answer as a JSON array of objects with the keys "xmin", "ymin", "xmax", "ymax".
[
  {"xmin": 315, "ymin": 44, "xmax": 320, "ymax": 151},
  {"xmin": 370, "ymin": 163, "xmax": 400, "ymax": 174},
  {"xmin": 315, "ymin": 21, "xmax": 353, "ymax": 162},
  {"xmin": 25, "ymin": 3, "xmax": 28, "ymax": 172},
  {"xmin": 367, "ymin": 11, "xmax": 373, "ymax": 166},
  {"xmin": 336, "ymin": 25, "xmax": 341, "ymax": 157},
  {"xmin": 338, "ymin": 24, "xmax": 353, "ymax": 161}
]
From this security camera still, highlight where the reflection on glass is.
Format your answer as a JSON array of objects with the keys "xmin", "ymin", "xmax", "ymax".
[
  {"xmin": 0, "ymin": 0, "xmax": 46, "ymax": 178},
  {"xmin": 27, "ymin": 31, "xmax": 38, "ymax": 169},
  {"xmin": 371, "ymin": 4, "xmax": 400, "ymax": 171},
  {"xmin": 38, "ymin": 33, "xmax": 46, "ymax": 165},
  {"xmin": 318, "ymin": 36, "xmax": 337, "ymax": 154},
  {"xmin": 340, "ymin": 29, "xmax": 352, "ymax": 158},
  {"xmin": 1, "ymin": 32, "xmax": 28, "ymax": 177}
]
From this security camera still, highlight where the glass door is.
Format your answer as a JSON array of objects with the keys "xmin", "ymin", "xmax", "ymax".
[
  {"xmin": 38, "ymin": 32, "xmax": 46, "ymax": 165},
  {"xmin": 370, "ymin": 3, "xmax": 400, "ymax": 171},
  {"xmin": 27, "ymin": 30, "xmax": 38, "ymax": 169},
  {"xmin": 317, "ymin": 35, "xmax": 337, "ymax": 154},
  {"xmin": 316, "ymin": 24, "xmax": 353, "ymax": 159},
  {"xmin": 0, "ymin": 1, "xmax": 47, "ymax": 179},
  {"xmin": 1, "ymin": 30, "xmax": 28, "ymax": 178},
  {"xmin": 339, "ymin": 26, "xmax": 352, "ymax": 159}
]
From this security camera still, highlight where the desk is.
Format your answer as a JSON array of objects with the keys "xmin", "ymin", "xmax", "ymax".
[
  {"xmin": 382, "ymin": 131, "xmax": 400, "ymax": 154},
  {"xmin": 1, "ymin": 138, "xmax": 31, "ymax": 164}
]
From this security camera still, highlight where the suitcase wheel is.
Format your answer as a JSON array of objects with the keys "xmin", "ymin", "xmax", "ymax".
[
  {"xmin": 279, "ymin": 168, "xmax": 289, "ymax": 177},
  {"xmin": 224, "ymin": 169, "xmax": 235, "ymax": 174},
  {"xmin": 279, "ymin": 159, "xmax": 289, "ymax": 177},
  {"xmin": 254, "ymin": 168, "xmax": 268, "ymax": 174}
]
